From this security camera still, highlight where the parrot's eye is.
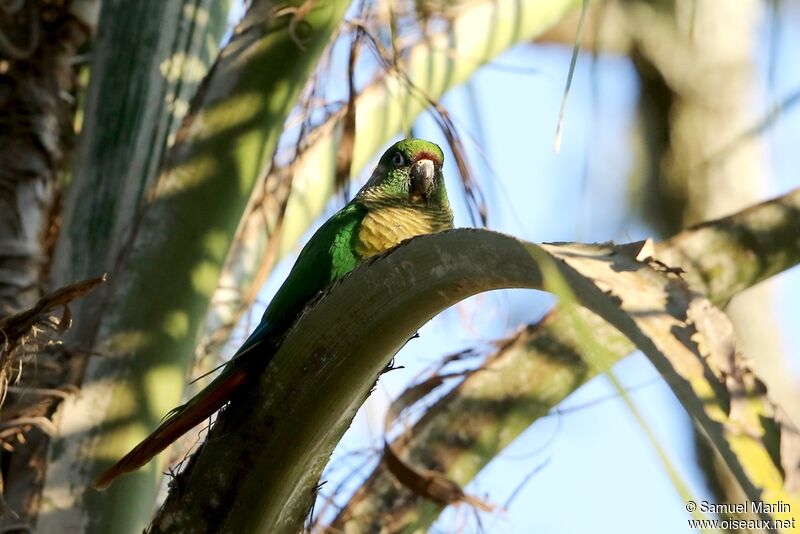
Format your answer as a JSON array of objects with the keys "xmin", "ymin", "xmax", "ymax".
[{"xmin": 391, "ymin": 152, "xmax": 406, "ymax": 166}]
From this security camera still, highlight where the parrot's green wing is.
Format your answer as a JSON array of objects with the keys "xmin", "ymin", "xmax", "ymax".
[
  {"xmin": 235, "ymin": 201, "xmax": 367, "ymax": 359},
  {"xmin": 95, "ymin": 202, "xmax": 368, "ymax": 489}
]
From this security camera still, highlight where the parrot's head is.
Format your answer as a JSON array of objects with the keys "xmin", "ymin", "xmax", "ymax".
[{"xmin": 359, "ymin": 138, "xmax": 450, "ymax": 211}]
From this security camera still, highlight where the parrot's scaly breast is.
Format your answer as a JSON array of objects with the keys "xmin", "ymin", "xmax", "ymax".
[{"xmin": 355, "ymin": 201, "xmax": 453, "ymax": 259}]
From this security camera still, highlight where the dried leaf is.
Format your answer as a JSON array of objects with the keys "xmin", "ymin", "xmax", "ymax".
[{"xmin": 381, "ymin": 367, "xmax": 489, "ymax": 511}]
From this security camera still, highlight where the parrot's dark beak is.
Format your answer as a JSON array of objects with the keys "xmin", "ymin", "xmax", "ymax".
[{"xmin": 410, "ymin": 158, "xmax": 435, "ymax": 200}]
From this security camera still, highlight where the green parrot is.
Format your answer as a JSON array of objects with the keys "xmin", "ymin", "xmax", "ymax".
[{"xmin": 95, "ymin": 138, "xmax": 453, "ymax": 488}]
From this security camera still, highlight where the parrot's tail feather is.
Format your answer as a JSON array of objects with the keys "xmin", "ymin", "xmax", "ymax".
[{"xmin": 94, "ymin": 368, "xmax": 249, "ymax": 490}]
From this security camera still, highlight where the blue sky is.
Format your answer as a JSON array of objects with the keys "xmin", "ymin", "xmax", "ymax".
[{"xmin": 227, "ymin": 2, "xmax": 800, "ymax": 532}]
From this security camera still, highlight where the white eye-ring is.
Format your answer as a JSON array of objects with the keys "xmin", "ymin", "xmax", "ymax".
[{"xmin": 391, "ymin": 152, "xmax": 406, "ymax": 166}]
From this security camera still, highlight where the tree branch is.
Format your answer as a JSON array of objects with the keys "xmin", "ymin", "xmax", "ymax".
[
  {"xmin": 332, "ymin": 187, "xmax": 800, "ymax": 532},
  {"xmin": 151, "ymin": 193, "xmax": 799, "ymax": 531}
]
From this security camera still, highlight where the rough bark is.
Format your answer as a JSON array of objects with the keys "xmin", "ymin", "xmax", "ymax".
[
  {"xmin": 32, "ymin": 0, "xmax": 231, "ymax": 531},
  {"xmin": 0, "ymin": 0, "xmax": 94, "ymax": 527}
]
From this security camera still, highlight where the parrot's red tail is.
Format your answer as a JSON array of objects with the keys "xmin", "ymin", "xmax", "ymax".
[{"xmin": 94, "ymin": 367, "xmax": 249, "ymax": 490}]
